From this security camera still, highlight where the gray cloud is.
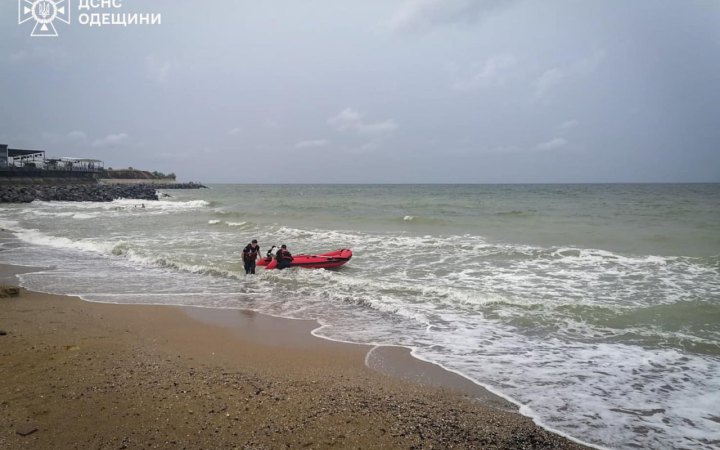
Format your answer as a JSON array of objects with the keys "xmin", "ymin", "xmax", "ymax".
[
  {"xmin": 1, "ymin": 0, "xmax": 717, "ymax": 183},
  {"xmin": 328, "ymin": 109, "xmax": 398, "ymax": 136},
  {"xmin": 145, "ymin": 56, "xmax": 174, "ymax": 84},
  {"xmin": 388, "ymin": 0, "xmax": 517, "ymax": 32},
  {"xmin": 92, "ymin": 133, "xmax": 129, "ymax": 148},
  {"xmin": 4, "ymin": 46, "xmax": 71, "ymax": 66},
  {"xmin": 294, "ymin": 139, "xmax": 329, "ymax": 149},
  {"xmin": 536, "ymin": 138, "xmax": 568, "ymax": 151},
  {"xmin": 534, "ymin": 50, "xmax": 605, "ymax": 100},
  {"xmin": 559, "ymin": 120, "xmax": 579, "ymax": 132},
  {"xmin": 451, "ymin": 54, "xmax": 518, "ymax": 90},
  {"xmin": 66, "ymin": 131, "xmax": 88, "ymax": 142}
]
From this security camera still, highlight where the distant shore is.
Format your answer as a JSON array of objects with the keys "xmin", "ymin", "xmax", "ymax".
[{"xmin": 0, "ymin": 264, "xmax": 587, "ymax": 449}]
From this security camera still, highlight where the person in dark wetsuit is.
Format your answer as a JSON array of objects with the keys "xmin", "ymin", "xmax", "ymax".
[
  {"xmin": 275, "ymin": 244, "xmax": 293, "ymax": 270},
  {"xmin": 242, "ymin": 239, "xmax": 261, "ymax": 274}
]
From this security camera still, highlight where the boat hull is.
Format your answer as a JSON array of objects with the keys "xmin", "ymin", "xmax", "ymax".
[{"xmin": 258, "ymin": 249, "xmax": 352, "ymax": 270}]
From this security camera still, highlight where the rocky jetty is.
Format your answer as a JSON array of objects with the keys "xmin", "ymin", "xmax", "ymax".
[{"xmin": 0, "ymin": 182, "xmax": 206, "ymax": 203}]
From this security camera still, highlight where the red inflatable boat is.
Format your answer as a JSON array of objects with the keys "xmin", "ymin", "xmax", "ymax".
[{"xmin": 258, "ymin": 248, "xmax": 352, "ymax": 270}]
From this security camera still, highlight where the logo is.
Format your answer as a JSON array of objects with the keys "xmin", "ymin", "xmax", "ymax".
[{"xmin": 18, "ymin": 0, "xmax": 71, "ymax": 37}]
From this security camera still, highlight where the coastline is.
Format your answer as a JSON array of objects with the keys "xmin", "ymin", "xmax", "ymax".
[{"xmin": 0, "ymin": 264, "xmax": 587, "ymax": 449}]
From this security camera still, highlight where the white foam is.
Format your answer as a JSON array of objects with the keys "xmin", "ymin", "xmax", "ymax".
[
  {"xmin": 14, "ymin": 228, "xmax": 118, "ymax": 255},
  {"xmin": 111, "ymin": 198, "xmax": 210, "ymax": 210},
  {"xmin": 29, "ymin": 198, "xmax": 210, "ymax": 211},
  {"xmin": 72, "ymin": 213, "xmax": 97, "ymax": 220},
  {"xmin": 0, "ymin": 218, "xmax": 21, "ymax": 230}
]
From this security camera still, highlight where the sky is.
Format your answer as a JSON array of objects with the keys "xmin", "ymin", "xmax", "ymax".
[{"xmin": 1, "ymin": 0, "xmax": 719, "ymax": 183}]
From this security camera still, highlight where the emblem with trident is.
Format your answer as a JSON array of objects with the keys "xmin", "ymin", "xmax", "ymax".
[
  {"xmin": 38, "ymin": 1, "xmax": 52, "ymax": 20},
  {"xmin": 18, "ymin": 0, "xmax": 71, "ymax": 37}
]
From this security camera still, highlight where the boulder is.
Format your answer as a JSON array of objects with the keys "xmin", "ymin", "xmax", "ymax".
[{"xmin": 0, "ymin": 285, "xmax": 21, "ymax": 297}]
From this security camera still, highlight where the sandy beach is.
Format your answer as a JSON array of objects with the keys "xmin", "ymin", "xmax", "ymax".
[{"xmin": 0, "ymin": 264, "xmax": 587, "ymax": 449}]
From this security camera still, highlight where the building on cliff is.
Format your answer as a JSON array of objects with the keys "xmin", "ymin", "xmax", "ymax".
[
  {"xmin": 1, "ymin": 144, "xmax": 46, "ymax": 168},
  {"xmin": 1, "ymin": 144, "xmax": 104, "ymax": 183}
]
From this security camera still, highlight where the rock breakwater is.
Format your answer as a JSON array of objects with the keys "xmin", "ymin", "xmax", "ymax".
[{"xmin": 0, "ymin": 182, "xmax": 206, "ymax": 203}]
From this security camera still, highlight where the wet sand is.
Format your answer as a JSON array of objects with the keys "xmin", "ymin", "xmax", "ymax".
[{"xmin": 0, "ymin": 265, "xmax": 587, "ymax": 449}]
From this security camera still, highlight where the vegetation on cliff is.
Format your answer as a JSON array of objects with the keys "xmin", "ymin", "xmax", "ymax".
[{"xmin": 102, "ymin": 168, "xmax": 176, "ymax": 180}]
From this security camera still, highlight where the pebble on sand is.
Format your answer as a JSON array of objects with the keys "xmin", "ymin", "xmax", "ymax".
[{"xmin": 16, "ymin": 424, "xmax": 38, "ymax": 436}]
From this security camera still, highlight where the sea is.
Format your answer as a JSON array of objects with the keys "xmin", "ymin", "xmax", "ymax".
[{"xmin": 1, "ymin": 183, "xmax": 719, "ymax": 449}]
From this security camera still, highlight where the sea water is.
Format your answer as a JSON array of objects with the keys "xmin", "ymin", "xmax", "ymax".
[{"xmin": 1, "ymin": 184, "xmax": 719, "ymax": 449}]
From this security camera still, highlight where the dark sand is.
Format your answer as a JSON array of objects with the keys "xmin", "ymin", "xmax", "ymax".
[{"xmin": 0, "ymin": 264, "xmax": 587, "ymax": 449}]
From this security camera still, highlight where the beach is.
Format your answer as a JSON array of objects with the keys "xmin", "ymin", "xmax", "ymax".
[
  {"xmin": 0, "ymin": 266, "xmax": 585, "ymax": 449},
  {"xmin": 1, "ymin": 184, "xmax": 718, "ymax": 448}
]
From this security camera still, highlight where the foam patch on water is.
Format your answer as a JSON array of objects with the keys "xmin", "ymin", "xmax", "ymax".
[
  {"xmin": 28, "ymin": 198, "xmax": 210, "ymax": 212},
  {"xmin": 13, "ymin": 227, "xmax": 120, "ymax": 255},
  {"xmin": 0, "ymin": 218, "xmax": 21, "ymax": 230},
  {"xmin": 72, "ymin": 213, "xmax": 97, "ymax": 220},
  {"xmin": 226, "ymin": 221, "xmax": 252, "ymax": 229}
]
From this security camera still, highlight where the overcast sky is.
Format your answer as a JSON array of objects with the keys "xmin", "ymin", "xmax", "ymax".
[{"xmin": 1, "ymin": 0, "xmax": 719, "ymax": 183}]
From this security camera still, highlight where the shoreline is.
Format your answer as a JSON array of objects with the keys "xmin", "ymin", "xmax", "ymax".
[
  {"xmin": 182, "ymin": 305, "xmax": 518, "ymax": 413},
  {"xmin": 1, "ymin": 262, "xmax": 515, "ymax": 411},
  {"xmin": 1, "ymin": 263, "xmax": 589, "ymax": 449}
]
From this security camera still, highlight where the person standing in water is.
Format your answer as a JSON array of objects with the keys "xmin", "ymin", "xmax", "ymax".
[
  {"xmin": 275, "ymin": 244, "xmax": 293, "ymax": 270},
  {"xmin": 242, "ymin": 239, "xmax": 261, "ymax": 274}
]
